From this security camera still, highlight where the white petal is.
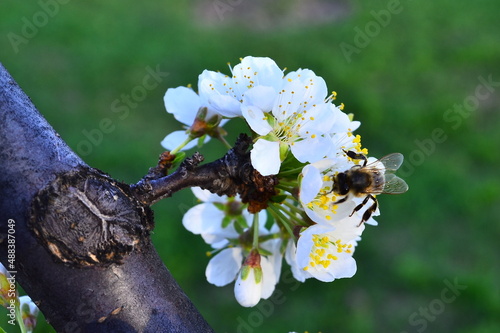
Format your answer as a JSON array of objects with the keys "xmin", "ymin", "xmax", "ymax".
[
  {"xmin": 241, "ymin": 105, "xmax": 273, "ymax": 136},
  {"xmin": 298, "ymin": 103, "xmax": 336, "ymax": 135},
  {"xmin": 164, "ymin": 87, "xmax": 201, "ymax": 125},
  {"xmin": 243, "ymin": 85, "xmax": 277, "ymax": 112},
  {"xmin": 329, "ymin": 105, "xmax": 353, "ymax": 134},
  {"xmin": 284, "ymin": 69, "xmax": 328, "ymax": 104},
  {"xmin": 250, "ymin": 139, "xmax": 281, "ymax": 176},
  {"xmin": 160, "ymin": 131, "xmax": 201, "ymax": 151},
  {"xmin": 208, "ymin": 94, "xmax": 242, "ymax": 117},
  {"xmin": 290, "ymin": 136, "xmax": 332, "ymax": 163},
  {"xmin": 198, "ymin": 71, "xmax": 242, "ymax": 117},
  {"xmin": 206, "ymin": 248, "xmax": 243, "ymax": 287},
  {"xmin": 285, "ymin": 239, "xmax": 308, "ymax": 282},
  {"xmin": 233, "ymin": 56, "xmax": 284, "ymax": 92},
  {"xmin": 260, "ymin": 256, "xmax": 277, "ymax": 299},
  {"xmin": 182, "ymin": 203, "xmax": 224, "ymax": 235},
  {"xmin": 299, "ymin": 164, "xmax": 323, "ymax": 205},
  {"xmin": 234, "ymin": 268, "xmax": 262, "ymax": 307},
  {"xmin": 331, "ymin": 253, "xmax": 357, "ymax": 279},
  {"xmin": 260, "ymin": 240, "xmax": 283, "ymax": 299},
  {"xmin": 271, "ymin": 79, "xmax": 305, "ymax": 121}
]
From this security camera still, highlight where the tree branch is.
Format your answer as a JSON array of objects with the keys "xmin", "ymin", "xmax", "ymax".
[
  {"xmin": 0, "ymin": 62, "xmax": 213, "ymax": 333},
  {"xmin": 130, "ymin": 134, "xmax": 279, "ymax": 214}
]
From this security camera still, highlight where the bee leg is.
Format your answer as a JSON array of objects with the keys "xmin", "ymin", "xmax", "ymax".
[
  {"xmin": 349, "ymin": 195, "xmax": 371, "ymax": 217},
  {"xmin": 357, "ymin": 196, "xmax": 378, "ymax": 227},
  {"xmin": 333, "ymin": 195, "xmax": 349, "ymax": 205},
  {"xmin": 343, "ymin": 150, "xmax": 368, "ymax": 167}
]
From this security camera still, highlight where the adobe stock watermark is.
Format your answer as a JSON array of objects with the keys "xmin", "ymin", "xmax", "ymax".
[
  {"xmin": 76, "ymin": 65, "xmax": 169, "ymax": 156},
  {"xmin": 400, "ymin": 278, "xmax": 467, "ymax": 333},
  {"xmin": 212, "ymin": 0, "xmax": 245, "ymax": 21},
  {"xmin": 399, "ymin": 74, "xmax": 499, "ymax": 177},
  {"xmin": 235, "ymin": 269, "xmax": 301, "ymax": 333},
  {"xmin": 339, "ymin": 0, "xmax": 409, "ymax": 63},
  {"xmin": 7, "ymin": 0, "xmax": 72, "ymax": 54}
]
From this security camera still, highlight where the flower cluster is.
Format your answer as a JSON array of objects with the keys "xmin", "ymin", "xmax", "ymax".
[{"xmin": 162, "ymin": 56, "xmax": 406, "ymax": 307}]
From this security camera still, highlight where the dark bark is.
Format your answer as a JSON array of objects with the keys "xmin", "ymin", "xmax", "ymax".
[
  {"xmin": 0, "ymin": 62, "xmax": 215, "ymax": 333},
  {"xmin": 131, "ymin": 139, "xmax": 279, "ymax": 214}
]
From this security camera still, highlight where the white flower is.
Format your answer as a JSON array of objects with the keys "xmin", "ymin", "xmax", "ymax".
[
  {"xmin": 234, "ymin": 243, "xmax": 282, "ymax": 307},
  {"xmin": 161, "ymin": 85, "xmax": 228, "ymax": 151},
  {"xmin": 294, "ymin": 222, "xmax": 361, "ymax": 282},
  {"xmin": 234, "ymin": 250, "xmax": 263, "ymax": 307},
  {"xmin": 242, "ymin": 70, "xmax": 341, "ymax": 175},
  {"xmin": 198, "ymin": 56, "xmax": 284, "ymax": 118},
  {"xmin": 183, "ymin": 187, "xmax": 282, "ymax": 306},
  {"xmin": 182, "ymin": 187, "xmax": 253, "ymax": 247},
  {"xmin": 19, "ymin": 295, "xmax": 39, "ymax": 333}
]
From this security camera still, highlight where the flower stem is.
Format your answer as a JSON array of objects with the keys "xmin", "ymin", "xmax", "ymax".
[
  {"xmin": 278, "ymin": 167, "xmax": 303, "ymax": 177},
  {"xmin": 283, "ymin": 200, "xmax": 304, "ymax": 216},
  {"xmin": 268, "ymin": 204, "xmax": 295, "ymax": 238},
  {"xmin": 170, "ymin": 134, "xmax": 195, "ymax": 155},
  {"xmin": 252, "ymin": 213, "xmax": 259, "ymax": 249},
  {"xmin": 217, "ymin": 134, "xmax": 233, "ymax": 150}
]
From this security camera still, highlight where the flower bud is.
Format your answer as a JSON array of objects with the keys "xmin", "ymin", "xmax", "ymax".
[
  {"xmin": 234, "ymin": 249, "xmax": 263, "ymax": 307},
  {"xmin": 20, "ymin": 295, "xmax": 39, "ymax": 333}
]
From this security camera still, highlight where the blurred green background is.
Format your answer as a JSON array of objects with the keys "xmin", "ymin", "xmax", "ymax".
[{"xmin": 1, "ymin": 0, "xmax": 499, "ymax": 332}]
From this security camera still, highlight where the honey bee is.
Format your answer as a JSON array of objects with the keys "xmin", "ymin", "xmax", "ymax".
[{"xmin": 332, "ymin": 150, "xmax": 409, "ymax": 226}]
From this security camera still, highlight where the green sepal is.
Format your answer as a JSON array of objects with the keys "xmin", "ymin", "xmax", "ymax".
[
  {"xmin": 206, "ymin": 114, "xmax": 222, "ymax": 127},
  {"xmin": 235, "ymin": 215, "xmax": 249, "ymax": 229},
  {"xmin": 279, "ymin": 141, "xmax": 289, "ymax": 162},
  {"xmin": 221, "ymin": 216, "xmax": 233, "ymax": 228},
  {"xmin": 270, "ymin": 194, "xmax": 288, "ymax": 204},
  {"xmin": 240, "ymin": 265, "xmax": 251, "ymax": 281},
  {"xmin": 257, "ymin": 247, "xmax": 272, "ymax": 256},
  {"xmin": 233, "ymin": 221, "xmax": 245, "ymax": 235},
  {"xmin": 213, "ymin": 202, "xmax": 225, "ymax": 211},
  {"xmin": 253, "ymin": 267, "xmax": 263, "ymax": 284}
]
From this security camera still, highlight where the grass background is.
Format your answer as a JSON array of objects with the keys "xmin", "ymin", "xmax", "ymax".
[{"xmin": 1, "ymin": 0, "xmax": 499, "ymax": 332}]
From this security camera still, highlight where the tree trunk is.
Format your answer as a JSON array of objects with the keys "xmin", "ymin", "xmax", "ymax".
[{"xmin": 0, "ymin": 62, "xmax": 214, "ymax": 333}]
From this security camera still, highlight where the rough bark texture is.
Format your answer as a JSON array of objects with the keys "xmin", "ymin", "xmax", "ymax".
[{"xmin": 0, "ymin": 63, "xmax": 214, "ymax": 333}]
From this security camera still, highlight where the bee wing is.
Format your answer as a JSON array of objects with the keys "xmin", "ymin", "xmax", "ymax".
[
  {"xmin": 377, "ymin": 153, "xmax": 404, "ymax": 172},
  {"xmin": 382, "ymin": 174, "xmax": 409, "ymax": 194}
]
